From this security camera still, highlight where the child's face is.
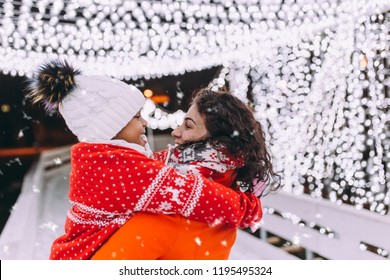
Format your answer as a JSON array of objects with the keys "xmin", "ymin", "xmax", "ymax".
[
  {"xmin": 114, "ymin": 111, "xmax": 148, "ymax": 146},
  {"xmin": 171, "ymin": 104, "xmax": 209, "ymax": 145}
]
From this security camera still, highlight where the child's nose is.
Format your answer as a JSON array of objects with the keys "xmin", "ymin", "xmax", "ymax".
[{"xmin": 141, "ymin": 117, "xmax": 148, "ymax": 127}]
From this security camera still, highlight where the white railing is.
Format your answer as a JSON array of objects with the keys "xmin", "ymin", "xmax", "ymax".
[
  {"xmin": 231, "ymin": 191, "xmax": 390, "ymax": 260},
  {"xmin": 0, "ymin": 146, "xmax": 71, "ymax": 260},
  {"xmin": 1, "ymin": 145, "xmax": 389, "ymax": 260}
]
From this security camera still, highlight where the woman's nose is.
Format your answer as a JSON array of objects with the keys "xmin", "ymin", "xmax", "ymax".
[{"xmin": 171, "ymin": 127, "xmax": 180, "ymax": 138}]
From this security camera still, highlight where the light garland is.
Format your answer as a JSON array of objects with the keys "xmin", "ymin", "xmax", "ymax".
[
  {"xmin": 229, "ymin": 4, "xmax": 389, "ymax": 214},
  {"xmin": 141, "ymin": 99, "xmax": 185, "ymax": 130},
  {"xmin": 0, "ymin": 0, "xmax": 389, "ymax": 214},
  {"xmin": 1, "ymin": 0, "xmax": 387, "ymax": 78}
]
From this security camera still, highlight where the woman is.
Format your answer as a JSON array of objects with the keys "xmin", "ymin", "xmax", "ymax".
[
  {"xmin": 27, "ymin": 60, "xmax": 262, "ymax": 260},
  {"xmin": 169, "ymin": 88, "xmax": 278, "ymax": 196},
  {"xmin": 92, "ymin": 88, "xmax": 279, "ymax": 260}
]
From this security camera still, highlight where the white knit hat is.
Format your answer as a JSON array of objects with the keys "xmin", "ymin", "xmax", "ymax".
[
  {"xmin": 59, "ymin": 75, "xmax": 145, "ymax": 142},
  {"xmin": 28, "ymin": 60, "xmax": 145, "ymax": 142}
]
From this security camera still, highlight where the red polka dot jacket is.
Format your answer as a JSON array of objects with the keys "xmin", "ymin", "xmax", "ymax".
[{"xmin": 49, "ymin": 142, "xmax": 262, "ymax": 260}]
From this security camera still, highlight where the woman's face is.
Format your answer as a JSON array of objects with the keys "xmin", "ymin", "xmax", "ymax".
[
  {"xmin": 114, "ymin": 111, "xmax": 148, "ymax": 146},
  {"xmin": 171, "ymin": 104, "xmax": 209, "ymax": 145}
]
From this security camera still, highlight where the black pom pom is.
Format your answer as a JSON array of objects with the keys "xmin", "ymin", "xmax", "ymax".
[{"xmin": 27, "ymin": 60, "xmax": 81, "ymax": 112}]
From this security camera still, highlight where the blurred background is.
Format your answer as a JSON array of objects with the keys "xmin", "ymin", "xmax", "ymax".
[{"xmin": 0, "ymin": 0, "xmax": 389, "ymax": 259}]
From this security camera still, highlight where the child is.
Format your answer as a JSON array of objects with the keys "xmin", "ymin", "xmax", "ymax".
[{"xmin": 27, "ymin": 60, "xmax": 262, "ymax": 260}]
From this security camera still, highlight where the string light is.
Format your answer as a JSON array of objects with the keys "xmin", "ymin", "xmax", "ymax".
[
  {"xmin": 0, "ymin": 0, "xmax": 385, "ymax": 78},
  {"xmin": 0, "ymin": 0, "xmax": 388, "ymax": 213},
  {"xmin": 228, "ymin": 1, "xmax": 389, "ymax": 214},
  {"xmin": 141, "ymin": 99, "xmax": 185, "ymax": 130}
]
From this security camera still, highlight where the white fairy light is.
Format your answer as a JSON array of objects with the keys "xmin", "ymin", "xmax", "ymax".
[
  {"xmin": 0, "ymin": 0, "xmax": 380, "ymax": 78},
  {"xmin": 231, "ymin": 1, "xmax": 389, "ymax": 214},
  {"xmin": 0, "ymin": 0, "xmax": 388, "ymax": 213},
  {"xmin": 142, "ymin": 99, "xmax": 186, "ymax": 130}
]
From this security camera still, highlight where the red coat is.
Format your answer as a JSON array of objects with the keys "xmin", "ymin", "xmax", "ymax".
[{"xmin": 50, "ymin": 142, "xmax": 261, "ymax": 260}]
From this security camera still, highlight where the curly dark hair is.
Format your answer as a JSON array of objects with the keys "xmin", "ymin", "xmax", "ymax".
[{"xmin": 191, "ymin": 88, "xmax": 280, "ymax": 196}]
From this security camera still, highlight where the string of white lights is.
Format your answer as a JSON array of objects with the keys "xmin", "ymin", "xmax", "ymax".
[
  {"xmin": 0, "ymin": 0, "xmax": 388, "ymax": 213},
  {"xmin": 228, "ymin": 5, "xmax": 389, "ymax": 214},
  {"xmin": 0, "ymin": 0, "xmax": 388, "ymax": 79}
]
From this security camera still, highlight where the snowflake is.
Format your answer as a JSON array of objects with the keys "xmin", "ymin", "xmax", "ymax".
[
  {"xmin": 38, "ymin": 221, "xmax": 59, "ymax": 232},
  {"xmin": 209, "ymin": 218, "xmax": 223, "ymax": 227},
  {"xmin": 17, "ymin": 130, "xmax": 24, "ymax": 138},
  {"xmin": 194, "ymin": 237, "xmax": 202, "ymax": 246},
  {"xmin": 174, "ymin": 177, "xmax": 186, "ymax": 187},
  {"xmin": 53, "ymin": 157, "xmax": 62, "ymax": 165},
  {"xmin": 2, "ymin": 245, "xmax": 10, "ymax": 254},
  {"xmin": 158, "ymin": 201, "xmax": 172, "ymax": 212}
]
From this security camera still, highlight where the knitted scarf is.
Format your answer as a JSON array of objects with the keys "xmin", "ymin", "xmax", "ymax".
[
  {"xmin": 157, "ymin": 141, "xmax": 264, "ymax": 232},
  {"xmin": 156, "ymin": 141, "xmax": 243, "ymax": 186}
]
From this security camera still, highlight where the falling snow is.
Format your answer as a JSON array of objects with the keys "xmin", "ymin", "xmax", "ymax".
[{"xmin": 194, "ymin": 237, "xmax": 202, "ymax": 246}]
